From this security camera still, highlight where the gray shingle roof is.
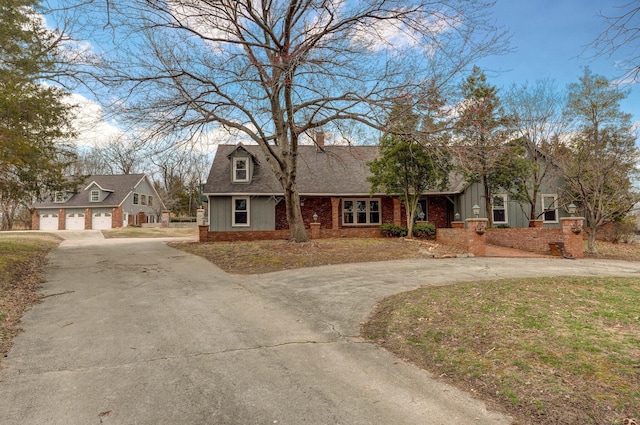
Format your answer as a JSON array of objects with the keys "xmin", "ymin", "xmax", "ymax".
[
  {"xmin": 204, "ymin": 144, "xmax": 467, "ymax": 196},
  {"xmin": 33, "ymin": 174, "xmax": 148, "ymax": 208}
]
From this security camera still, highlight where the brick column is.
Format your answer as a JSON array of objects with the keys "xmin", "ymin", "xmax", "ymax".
[
  {"xmin": 560, "ymin": 217, "xmax": 585, "ymax": 259},
  {"xmin": 85, "ymin": 208, "xmax": 92, "ymax": 229},
  {"xmin": 198, "ymin": 225, "xmax": 209, "ymax": 242},
  {"xmin": 58, "ymin": 208, "xmax": 65, "ymax": 230},
  {"xmin": 310, "ymin": 222, "xmax": 321, "ymax": 239},
  {"xmin": 31, "ymin": 211, "xmax": 40, "ymax": 230},
  {"xmin": 393, "ymin": 198, "xmax": 402, "ymax": 226},
  {"xmin": 112, "ymin": 207, "xmax": 123, "ymax": 228},
  {"xmin": 529, "ymin": 219, "xmax": 543, "ymax": 228},
  {"xmin": 451, "ymin": 221, "xmax": 464, "ymax": 229},
  {"xmin": 466, "ymin": 218, "xmax": 489, "ymax": 257},
  {"xmin": 331, "ymin": 198, "xmax": 340, "ymax": 229}
]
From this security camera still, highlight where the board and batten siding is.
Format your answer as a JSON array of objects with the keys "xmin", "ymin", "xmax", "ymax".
[{"xmin": 209, "ymin": 196, "xmax": 276, "ymax": 231}]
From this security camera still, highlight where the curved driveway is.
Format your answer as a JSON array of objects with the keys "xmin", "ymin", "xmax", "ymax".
[{"xmin": 2, "ymin": 233, "xmax": 640, "ymax": 424}]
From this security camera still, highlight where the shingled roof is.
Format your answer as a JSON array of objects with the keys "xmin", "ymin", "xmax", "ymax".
[
  {"xmin": 204, "ymin": 144, "xmax": 467, "ymax": 196},
  {"xmin": 33, "ymin": 174, "xmax": 151, "ymax": 208}
]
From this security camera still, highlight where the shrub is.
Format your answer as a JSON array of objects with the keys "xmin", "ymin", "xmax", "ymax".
[
  {"xmin": 380, "ymin": 223, "xmax": 408, "ymax": 237},
  {"xmin": 413, "ymin": 223, "xmax": 436, "ymax": 238}
]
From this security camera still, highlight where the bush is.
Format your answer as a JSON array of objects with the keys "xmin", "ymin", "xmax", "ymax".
[
  {"xmin": 413, "ymin": 223, "xmax": 436, "ymax": 238},
  {"xmin": 380, "ymin": 223, "xmax": 408, "ymax": 237}
]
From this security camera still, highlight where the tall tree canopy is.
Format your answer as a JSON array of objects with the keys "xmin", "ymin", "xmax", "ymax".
[
  {"xmin": 454, "ymin": 66, "xmax": 518, "ymax": 226},
  {"xmin": 559, "ymin": 68, "xmax": 639, "ymax": 253},
  {"xmin": 0, "ymin": 0, "xmax": 78, "ymax": 230},
  {"xmin": 367, "ymin": 98, "xmax": 450, "ymax": 238},
  {"xmin": 59, "ymin": 0, "xmax": 508, "ymax": 241}
]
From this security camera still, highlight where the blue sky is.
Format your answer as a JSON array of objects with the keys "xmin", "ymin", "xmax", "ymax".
[{"xmin": 476, "ymin": 0, "xmax": 640, "ymax": 125}]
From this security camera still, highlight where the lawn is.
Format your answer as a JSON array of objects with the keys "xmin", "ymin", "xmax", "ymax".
[
  {"xmin": 0, "ymin": 233, "xmax": 61, "ymax": 362},
  {"xmin": 362, "ymin": 276, "xmax": 640, "ymax": 425}
]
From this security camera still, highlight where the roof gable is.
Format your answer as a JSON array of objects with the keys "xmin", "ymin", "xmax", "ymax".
[
  {"xmin": 33, "ymin": 174, "xmax": 163, "ymax": 208},
  {"xmin": 204, "ymin": 144, "xmax": 466, "ymax": 196}
]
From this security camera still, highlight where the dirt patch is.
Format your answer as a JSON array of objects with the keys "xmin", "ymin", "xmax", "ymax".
[{"xmin": 169, "ymin": 237, "xmax": 469, "ymax": 274}]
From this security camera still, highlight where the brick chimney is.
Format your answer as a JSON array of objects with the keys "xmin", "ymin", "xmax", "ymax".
[{"xmin": 315, "ymin": 130, "xmax": 325, "ymax": 152}]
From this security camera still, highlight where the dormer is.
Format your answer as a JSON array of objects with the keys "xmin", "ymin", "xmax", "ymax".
[
  {"xmin": 227, "ymin": 144, "xmax": 258, "ymax": 184},
  {"xmin": 53, "ymin": 191, "xmax": 69, "ymax": 203},
  {"xmin": 84, "ymin": 181, "xmax": 114, "ymax": 203}
]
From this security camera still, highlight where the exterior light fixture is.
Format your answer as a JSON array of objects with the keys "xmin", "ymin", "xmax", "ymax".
[
  {"xmin": 472, "ymin": 204, "xmax": 480, "ymax": 218},
  {"xmin": 454, "ymin": 212, "xmax": 461, "ymax": 221},
  {"xmin": 567, "ymin": 203, "xmax": 577, "ymax": 217},
  {"xmin": 312, "ymin": 212, "xmax": 318, "ymax": 222}
]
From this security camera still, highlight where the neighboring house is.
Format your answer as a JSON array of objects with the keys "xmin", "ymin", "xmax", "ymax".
[
  {"xmin": 32, "ymin": 174, "xmax": 164, "ymax": 231},
  {"xmin": 202, "ymin": 142, "xmax": 566, "ymax": 236}
]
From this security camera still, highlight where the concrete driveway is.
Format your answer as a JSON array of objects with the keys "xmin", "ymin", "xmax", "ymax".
[{"xmin": 2, "ymin": 235, "xmax": 640, "ymax": 425}]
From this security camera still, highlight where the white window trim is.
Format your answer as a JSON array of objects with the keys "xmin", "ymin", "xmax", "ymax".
[
  {"xmin": 232, "ymin": 157, "xmax": 250, "ymax": 183},
  {"xmin": 90, "ymin": 190, "xmax": 100, "ymax": 202},
  {"xmin": 542, "ymin": 194, "xmax": 559, "ymax": 223},
  {"xmin": 342, "ymin": 198, "xmax": 381, "ymax": 226},
  {"xmin": 54, "ymin": 191, "xmax": 65, "ymax": 203},
  {"xmin": 492, "ymin": 194, "xmax": 508, "ymax": 224},
  {"xmin": 232, "ymin": 196, "xmax": 250, "ymax": 227},
  {"xmin": 133, "ymin": 193, "xmax": 139, "ymax": 205}
]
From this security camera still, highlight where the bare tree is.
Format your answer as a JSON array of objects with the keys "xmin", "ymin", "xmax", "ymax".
[
  {"xmin": 504, "ymin": 79, "xmax": 568, "ymax": 221},
  {"xmin": 589, "ymin": 1, "xmax": 640, "ymax": 83},
  {"xmin": 62, "ymin": 0, "xmax": 508, "ymax": 241}
]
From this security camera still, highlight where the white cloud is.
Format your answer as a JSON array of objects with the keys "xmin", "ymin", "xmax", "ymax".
[{"xmin": 65, "ymin": 93, "xmax": 122, "ymax": 148}]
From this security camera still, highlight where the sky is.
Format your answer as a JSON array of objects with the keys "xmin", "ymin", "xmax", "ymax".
[
  {"xmin": 54, "ymin": 0, "xmax": 640, "ymax": 147},
  {"xmin": 476, "ymin": 0, "xmax": 640, "ymax": 125}
]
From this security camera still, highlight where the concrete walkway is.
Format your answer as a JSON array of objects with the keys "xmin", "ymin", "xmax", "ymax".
[{"xmin": 1, "ymin": 236, "xmax": 639, "ymax": 424}]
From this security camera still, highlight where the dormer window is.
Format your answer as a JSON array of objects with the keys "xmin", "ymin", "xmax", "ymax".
[
  {"xmin": 54, "ymin": 191, "xmax": 65, "ymax": 203},
  {"xmin": 233, "ymin": 157, "xmax": 249, "ymax": 183},
  {"xmin": 90, "ymin": 190, "xmax": 100, "ymax": 202}
]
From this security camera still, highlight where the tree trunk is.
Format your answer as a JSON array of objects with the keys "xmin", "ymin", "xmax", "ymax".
[
  {"xmin": 483, "ymin": 176, "xmax": 493, "ymax": 227},
  {"xmin": 586, "ymin": 227, "xmax": 598, "ymax": 254},
  {"xmin": 282, "ymin": 179, "xmax": 308, "ymax": 242}
]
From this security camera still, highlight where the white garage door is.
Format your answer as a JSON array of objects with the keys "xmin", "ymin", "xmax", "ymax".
[
  {"xmin": 92, "ymin": 212, "xmax": 112, "ymax": 230},
  {"xmin": 39, "ymin": 214, "xmax": 59, "ymax": 231},
  {"xmin": 66, "ymin": 213, "xmax": 85, "ymax": 230}
]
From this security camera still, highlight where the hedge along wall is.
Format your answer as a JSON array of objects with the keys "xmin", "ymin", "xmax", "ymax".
[{"xmin": 486, "ymin": 227, "xmax": 562, "ymax": 254}]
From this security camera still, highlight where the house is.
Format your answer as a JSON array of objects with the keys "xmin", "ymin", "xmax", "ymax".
[
  {"xmin": 202, "ymin": 142, "xmax": 566, "ymax": 240},
  {"xmin": 32, "ymin": 174, "xmax": 164, "ymax": 231}
]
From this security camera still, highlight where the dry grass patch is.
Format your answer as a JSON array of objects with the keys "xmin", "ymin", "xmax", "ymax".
[
  {"xmin": 587, "ymin": 240, "xmax": 640, "ymax": 262},
  {"xmin": 170, "ymin": 238, "xmax": 466, "ymax": 274},
  {"xmin": 362, "ymin": 276, "xmax": 640, "ymax": 425},
  {"xmin": 102, "ymin": 227, "xmax": 198, "ymax": 239},
  {"xmin": 0, "ymin": 233, "xmax": 61, "ymax": 365}
]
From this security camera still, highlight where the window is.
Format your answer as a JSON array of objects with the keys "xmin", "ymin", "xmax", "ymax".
[
  {"xmin": 90, "ymin": 190, "xmax": 100, "ymax": 202},
  {"xmin": 233, "ymin": 157, "xmax": 249, "ymax": 182},
  {"xmin": 133, "ymin": 193, "xmax": 139, "ymax": 205},
  {"xmin": 232, "ymin": 196, "xmax": 250, "ymax": 226},
  {"xmin": 54, "ymin": 192, "xmax": 65, "ymax": 203},
  {"xmin": 492, "ymin": 194, "xmax": 508, "ymax": 224},
  {"xmin": 148, "ymin": 196, "xmax": 153, "ymax": 207},
  {"xmin": 542, "ymin": 194, "xmax": 558, "ymax": 223},
  {"xmin": 141, "ymin": 194, "xmax": 147, "ymax": 205},
  {"xmin": 342, "ymin": 199, "xmax": 380, "ymax": 225}
]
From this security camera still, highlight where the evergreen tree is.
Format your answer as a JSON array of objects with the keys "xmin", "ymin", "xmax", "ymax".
[
  {"xmin": 454, "ymin": 66, "xmax": 520, "ymax": 226},
  {"xmin": 0, "ymin": 0, "xmax": 78, "ymax": 229},
  {"xmin": 368, "ymin": 98, "xmax": 450, "ymax": 238},
  {"xmin": 559, "ymin": 68, "xmax": 639, "ymax": 253}
]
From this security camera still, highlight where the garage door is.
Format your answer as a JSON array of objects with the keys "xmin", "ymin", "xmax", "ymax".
[
  {"xmin": 92, "ymin": 212, "xmax": 112, "ymax": 230},
  {"xmin": 39, "ymin": 214, "xmax": 58, "ymax": 231},
  {"xmin": 65, "ymin": 213, "xmax": 85, "ymax": 230}
]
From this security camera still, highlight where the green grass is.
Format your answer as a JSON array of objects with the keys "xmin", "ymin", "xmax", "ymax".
[{"xmin": 362, "ymin": 276, "xmax": 640, "ymax": 425}]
